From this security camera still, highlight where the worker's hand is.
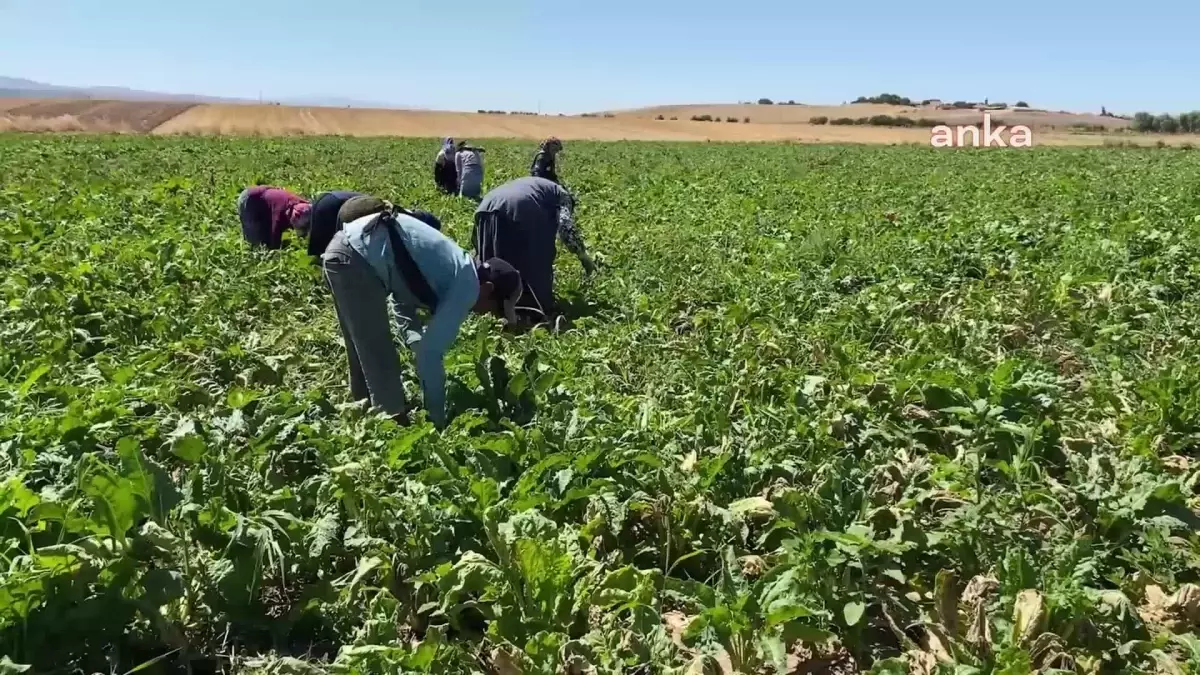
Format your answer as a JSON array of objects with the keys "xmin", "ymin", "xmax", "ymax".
[{"xmin": 582, "ymin": 255, "xmax": 599, "ymax": 277}]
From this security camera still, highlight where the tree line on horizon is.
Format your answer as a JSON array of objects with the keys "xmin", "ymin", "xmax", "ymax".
[
  {"xmin": 1130, "ymin": 111, "xmax": 1200, "ymax": 134},
  {"xmin": 752, "ymin": 94, "xmax": 1032, "ymax": 109}
]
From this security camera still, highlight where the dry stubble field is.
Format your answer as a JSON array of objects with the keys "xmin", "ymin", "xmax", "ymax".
[{"xmin": 3, "ymin": 98, "xmax": 1197, "ymax": 146}]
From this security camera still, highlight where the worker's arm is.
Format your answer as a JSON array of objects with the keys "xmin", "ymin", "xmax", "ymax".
[
  {"xmin": 410, "ymin": 265, "xmax": 477, "ymax": 428},
  {"xmin": 556, "ymin": 203, "xmax": 595, "ymax": 274}
]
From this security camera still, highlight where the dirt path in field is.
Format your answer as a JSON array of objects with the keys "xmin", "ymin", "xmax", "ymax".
[{"xmin": 3, "ymin": 98, "xmax": 1197, "ymax": 147}]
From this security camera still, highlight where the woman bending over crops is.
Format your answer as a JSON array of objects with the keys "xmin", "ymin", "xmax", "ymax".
[
  {"xmin": 433, "ymin": 138, "xmax": 458, "ymax": 194},
  {"xmin": 307, "ymin": 190, "xmax": 363, "ymax": 258},
  {"xmin": 455, "ymin": 141, "xmax": 485, "ymax": 200},
  {"xmin": 322, "ymin": 196, "xmax": 522, "ymax": 427},
  {"xmin": 473, "ymin": 176, "xmax": 596, "ymax": 325},
  {"xmin": 236, "ymin": 185, "xmax": 312, "ymax": 249},
  {"xmin": 309, "ymin": 191, "xmax": 443, "ymax": 259},
  {"xmin": 529, "ymin": 137, "xmax": 563, "ymax": 184}
]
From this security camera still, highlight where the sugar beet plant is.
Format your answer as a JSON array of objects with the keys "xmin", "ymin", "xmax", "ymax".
[{"xmin": 3, "ymin": 135, "xmax": 1200, "ymax": 674}]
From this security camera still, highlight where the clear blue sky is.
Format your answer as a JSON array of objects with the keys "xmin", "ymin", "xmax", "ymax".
[{"xmin": 1, "ymin": 0, "xmax": 1196, "ymax": 115}]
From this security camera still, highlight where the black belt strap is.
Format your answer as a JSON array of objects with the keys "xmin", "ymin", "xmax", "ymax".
[{"xmin": 371, "ymin": 210, "xmax": 439, "ymax": 312}]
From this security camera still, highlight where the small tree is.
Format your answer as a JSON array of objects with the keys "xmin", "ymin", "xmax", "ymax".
[
  {"xmin": 655, "ymin": 114, "xmax": 665, "ymax": 120},
  {"xmin": 809, "ymin": 116, "xmax": 829, "ymax": 125},
  {"xmin": 743, "ymin": 117, "xmax": 750, "ymax": 123},
  {"xmin": 757, "ymin": 98, "xmax": 774, "ymax": 105},
  {"xmin": 1016, "ymin": 100, "xmax": 1029, "ymax": 108},
  {"xmin": 1157, "ymin": 113, "xmax": 1180, "ymax": 134},
  {"xmin": 1131, "ymin": 112, "xmax": 1156, "ymax": 132}
]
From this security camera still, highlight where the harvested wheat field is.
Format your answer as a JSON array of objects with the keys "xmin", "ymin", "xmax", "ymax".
[
  {"xmin": 0, "ymin": 99, "xmax": 196, "ymax": 133},
  {"xmin": 3, "ymin": 98, "xmax": 1195, "ymax": 146}
]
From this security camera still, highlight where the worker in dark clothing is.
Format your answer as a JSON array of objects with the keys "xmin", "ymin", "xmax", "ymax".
[
  {"xmin": 308, "ymin": 191, "xmax": 441, "ymax": 258},
  {"xmin": 472, "ymin": 176, "xmax": 596, "ymax": 324},
  {"xmin": 307, "ymin": 191, "xmax": 363, "ymax": 257},
  {"xmin": 433, "ymin": 138, "xmax": 458, "ymax": 194},
  {"xmin": 529, "ymin": 137, "xmax": 563, "ymax": 184}
]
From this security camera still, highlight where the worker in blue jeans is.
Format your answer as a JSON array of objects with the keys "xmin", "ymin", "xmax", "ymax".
[{"xmin": 322, "ymin": 196, "xmax": 520, "ymax": 427}]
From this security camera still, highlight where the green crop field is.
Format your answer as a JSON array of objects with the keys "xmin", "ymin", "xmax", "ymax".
[{"xmin": 4, "ymin": 135, "xmax": 1200, "ymax": 674}]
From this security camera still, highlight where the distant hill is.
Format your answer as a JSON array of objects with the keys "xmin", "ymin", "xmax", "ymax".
[
  {"xmin": 0, "ymin": 76, "xmax": 401, "ymax": 109},
  {"xmin": 0, "ymin": 76, "xmax": 242, "ymax": 103},
  {"xmin": 279, "ymin": 95, "xmax": 412, "ymax": 109}
]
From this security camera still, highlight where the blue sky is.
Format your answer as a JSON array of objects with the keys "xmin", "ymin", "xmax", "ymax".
[{"xmin": 1, "ymin": 0, "xmax": 1196, "ymax": 115}]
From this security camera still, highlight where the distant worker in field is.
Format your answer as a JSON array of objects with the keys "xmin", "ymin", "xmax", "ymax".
[
  {"xmin": 236, "ymin": 185, "xmax": 312, "ymax": 249},
  {"xmin": 529, "ymin": 137, "xmax": 563, "ymax": 184},
  {"xmin": 455, "ymin": 141, "xmax": 485, "ymax": 200},
  {"xmin": 322, "ymin": 196, "xmax": 521, "ymax": 427},
  {"xmin": 473, "ymin": 176, "xmax": 596, "ymax": 325},
  {"xmin": 307, "ymin": 190, "xmax": 442, "ymax": 259},
  {"xmin": 433, "ymin": 138, "xmax": 458, "ymax": 194}
]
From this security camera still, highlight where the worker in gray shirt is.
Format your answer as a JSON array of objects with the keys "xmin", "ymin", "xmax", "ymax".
[{"xmin": 455, "ymin": 141, "xmax": 485, "ymax": 200}]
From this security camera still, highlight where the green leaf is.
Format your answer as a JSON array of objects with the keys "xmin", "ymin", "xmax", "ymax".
[
  {"xmin": 760, "ymin": 634, "xmax": 788, "ymax": 672},
  {"xmin": 767, "ymin": 603, "xmax": 817, "ymax": 627},
  {"xmin": 0, "ymin": 656, "xmax": 32, "ymax": 674},
  {"xmin": 171, "ymin": 434, "xmax": 206, "ymax": 463},
  {"xmin": 730, "ymin": 496, "xmax": 775, "ymax": 516},
  {"xmin": 17, "ymin": 364, "xmax": 50, "ymax": 398},
  {"xmin": 781, "ymin": 622, "xmax": 835, "ymax": 645},
  {"xmin": 226, "ymin": 386, "xmax": 261, "ymax": 409},
  {"xmin": 868, "ymin": 657, "xmax": 907, "ymax": 675},
  {"xmin": 140, "ymin": 569, "xmax": 185, "ymax": 607},
  {"xmin": 843, "ymin": 601, "xmax": 866, "ymax": 626}
]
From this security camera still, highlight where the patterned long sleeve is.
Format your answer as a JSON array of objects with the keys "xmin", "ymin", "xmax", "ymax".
[{"xmin": 556, "ymin": 204, "xmax": 590, "ymax": 264}]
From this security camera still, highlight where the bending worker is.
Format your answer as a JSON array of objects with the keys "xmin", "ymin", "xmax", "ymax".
[
  {"xmin": 529, "ymin": 137, "xmax": 563, "ymax": 184},
  {"xmin": 236, "ymin": 185, "xmax": 311, "ymax": 249},
  {"xmin": 455, "ymin": 141, "xmax": 485, "ymax": 200},
  {"xmin": 433, "ymin": 138, "xmax": 458, "ymax": 194},
  {"xmin": 307, "ymin": 190, "xmax": 362, "ymax": 258},
  {"xmin": 473, "ymin": 176, "xmax": 596, "ymax": 324},
  {"xmin": 322, "ymin": 196, "xmax": 521, "ymax": 427}
]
